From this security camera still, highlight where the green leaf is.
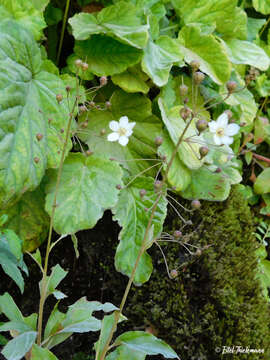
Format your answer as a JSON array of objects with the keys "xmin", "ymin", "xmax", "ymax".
[
  {"xmin": 180, "ymin": 166, "xmax": 231, "ymax": 201},
  {"xmin": 0, "ymin": 293, "xmax": 24, "ymax": 322},
  {"xmin": 78, "ymin": 90, "xmax": 162, "ymax": 176},
  {"xmin": 32, "ymin": 0, "xmax": 50, "ymax": 11},
  {"xmin": 177, "ymin": 24, "xmax": 231, "ymax": 85},
  {"xmin": 223, "ymin": 39, "xmax": 270, "ymax": 71},
  {"xmin": 247, "ymin": 18, "xmax": 266, "ymax": 41},
  {"xmin": 172, "ymin": 0, "xmax": 247, "ymax": 40},
  {"xmin": 158, "ymin": 98, "xmax": 202, "ymax": 170},
  {"xmin": 71, "ymin": 234, "xmax": 80, "ymax": 259},
  {"xmin": 32, "ymin": 344, "xmax": 59, "ymax": 360},
  {"xmin": 0, "ymin": 188, "xmax": 49, "ymax": 252},
  {"xmin": 111, "ymin": 66, "xmax": 149, "ymax": 94},
  {"xmin": 113, "ymin": 177, "xmax": 167, "ymax": 284},
  {"xmin": 0, "ymin": 0, "xmax": 46, "ymax": 40},
  {"xmin": 45, "ymin": 153, "xmax": 123, "ymax": 234},
  {"xmin": 106, "ymin": 346, "xmax": 146, "ymax": 360},
  {"xmin": 158, "ymin": 132, "xmax": 191, "ymax": 192},
  {"xmin": 69, "ymin": 1, "xmax": 148, "ymax": 49},
  {"xmin": 114, "ymin": 331, "xmax": 179, "ymax": 359},
  {"xmin": 254, "ymin": 168, "xmax": 270, "ymax": 194},
  {"xmin": 0, "ymin": 21, "xmax": 71, "ymax": 208},
  {"xmin": 71, "ymin": 36, "xmax": 142, "ymax": 76},
  {"xmin": 141, "ymin": 36, "xmax": 184, "ymax": 87},
  {"xmin": 0, "ymin": 321, "xmax": 33, "ymax": 334},
  {"xmin": 253, "ymin": 0, "xmax": 270, "ymax": 14},
  {"xmin": 1, "ymin": 331, "xmax": 37, "ymax": 360},
  {"xmin": 41, "ymin": 264, "xmax": 67, "ymax": 300}
]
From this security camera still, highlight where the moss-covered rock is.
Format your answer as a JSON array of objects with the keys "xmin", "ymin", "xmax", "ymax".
[{"xmin": 120, "ymin": 187, "xmax": 270, "ymax": 359}]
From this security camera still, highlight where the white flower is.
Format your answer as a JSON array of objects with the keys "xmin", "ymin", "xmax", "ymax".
[
  {"xmin": 107, "ymin": 116, "xmax": 136, "ymax": 146},
  {"xmin": 208, "ymin": 113, "xmax": 240, "ymax": 146}
]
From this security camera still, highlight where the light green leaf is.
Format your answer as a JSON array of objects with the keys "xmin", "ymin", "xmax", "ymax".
[
  {"xmin": 0, "ymin": 293, "xmax": 24, "ymax": 322},
  {"xmin": 111, "ymin": 66, "xmax": 149, "ymax": 94},
  {"xmin": 0, "ymin": 321, "xmax": 32, "ymax": 334},
  {"xmin": 43, "ymin": 304, "xmax": 67, "ymax": 349},
  {"xmin": 254, "ymin": 168, "xmax": 270, "ymax": 194},
  {"xmin": 0, "ymin": 21, "xmax": 71, "ymax": 208},
  {"xmin": 1, "ymin": 331, "xmax": 37, "ymax": 360},
  {"xmin": 46, "ymin": 264, "xmax": 68, "ymax": 299},
  {"xmin": 177, "ymin": 24, "xmax": 231, "ymax": 84},
  {"xmin": 69, "ymin": 1, "xmax": 148, "ymax": 49},
  {"xmin": 253, "ymin": 0, "xmax": 270, "ymax": 14},
  {"xmin": 172, "ymin": 0, "xmax": 247, "ymax": 40},
  {"xmin": 78, "ymin": 90, "xmax": 162, "ymax": 176},
  {"xmin": 71, "ymin": 36, "xmax": 142, "ymax": 76},
  {"xmin": 45, "ymin": 153, "xmax": 123, "ymax": 234},
  {"xmin": 32, "ymin": 0, "xmax": 50, "ymax": 11},
  {"xmin": 180, "ymin": 166, "xmax": 231, "ymax": 201},
  {"xmin": 113, "ymin": 177, "xmax": 167, "ymax": 284},
  {"xmin": 224, "ymin": 39, "xmax": 270, "ymax": 71},
  {"xmin": 0, "ymin": 188, "xmax": 49, "ymax": 252},
  {"xmin": 106, "ymin": 346, "xmax": 146, "ymax": 360},
  {"xmin": 247, "ymin": 18, "xmax": 266, "ymax": 41},
  {"xmin": 141, "ymin": 36, "xmax": 184, "ymax": 87},
  {"xmin": 158, "ymin": 98, "xmax": 203, "ymax": 170},
  {"xmin": 114, "ymin": 331, "xmax": 179, "ymax": 359},
  {"xmin": 0, "ymin": 0, "xmax": 46, "ymax": 40},
  {"xmin": 158, "ymin": 132, "xmax": 191, "ymax": 192},
  {"xmin": 32, "ymin": 344, "xmax": 59, "ymax": 360}
]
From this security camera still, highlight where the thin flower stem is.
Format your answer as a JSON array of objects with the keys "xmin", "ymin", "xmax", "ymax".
[
  {"xmin": 56, "ymin": 0, "xmax": 71, "ymax": 65},
  {"xmin": 155, "ymin": 241, "xmax": 172, "ymax": 278},
  {"xmin": 98, "ymin": 113, "xmax": 195, "ymax": 360},
  {"xmin": 124, "ymin": 162, "xmax": 162, "ymax": 188},
  {"xmin": 37, "ymin": 97, "xmax": 78, "ymax": 345}
]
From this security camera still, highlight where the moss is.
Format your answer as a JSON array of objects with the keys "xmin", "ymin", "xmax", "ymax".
[{"xmin": 122, "ymin": 187, "xmax": 270, "ymax": 359}]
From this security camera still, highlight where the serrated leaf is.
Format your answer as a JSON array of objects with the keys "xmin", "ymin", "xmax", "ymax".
[
  {"xmin": 111, "ymin": 66, "xmax": 149, "ymax": 94},
  {"xmin": 0, "ymin": 188, "xmax": 49, "ymax": 252},
  {"xmin": 141, "ymin": 36, "xmax": 184, "ymax": 87},
  {"xmin": 113, "ymin": 177, "xmax": 167, "ymax": 284},
  {"xmin": 69, "ymin": 2, "xmax": 148, "ymax": 49},
  {"xmin": 78, "ymin": 90, "xmax": 162, "ymax": 176},
  {"xmin": 45, "ymin": 153, "xmax": 123, "ymax": 234},
  {"xmin": 254, "ymin": 168, "xmax": 270, "ymax": 194},
  {"xmin": 223, "ymin": 39, "xmax": 270, "ymax": 71},
  {"xmin": 1, "ymin": 331, "xmax": 37, "ymax": 360},
  {"xmin": 32, "ymin": 344, "xmax": 59, "ymax": 360},
  {"xmin": 172, "ymin": 0, "xmax": 247, "ymax": 40},
  {"xmin": 158, "ymin": 98, "xmax": 203, "ymax": 170},
  {"xmin": 253, "ymin": 0, "xmax": 270, "ymax": 14},
  {"xmin": 177, "ymin": 24, "xmax": 231, "ymax": 85},
  {"xmin": 0, "ymin": 0, "xmax": 46, "ymax": 40},
  {"xmin": 158, "ymin": 132, "xmax": 191, "ymax": 191},
  {"xmin": 71, "ymin": 36, "xmax": 142, "ymax": 77},
  {"xmin": 180, "ymin": 166, "xmax": 231, "ymax": 201},
  {"xmin": 0, "ymin": 21, "xmax": 71, "ymax": 208},
  {"xmin": 114, "ymin": 331, "xmax": 179, "ymax": 359}
]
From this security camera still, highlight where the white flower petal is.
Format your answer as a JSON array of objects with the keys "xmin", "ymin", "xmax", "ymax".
[
  {"xmin": 109, "ymin": 121, "xmax": 120, "ymax": 131},
  {"xmin": 225, "ymin": 123, "xmax": 240, "ymax": 136},
  {"xmin": 216, "ymin": 113, "xmax": 228, "ymax": 128},
  {"xmin": 220, "ymin": 135, "xmax": 233, "ymax": 145},
  {"xmin": 125, "ymin": 129, "xmax": 133, "ymax": 137},
  {"xmin": 107, "ymin": 132, "xmax": 119, "ymax": 142},
  {"xmin": 208, "ymin": 121, "xmax": 219, "ymax": 133},
  {"xmin": 126, "ymin": 121, "xmax": 136, "ymax": 131},
  {"xmin": 118, "ymin": 136, "xmax": 129, "ymax": 146},
  {"xmin": 119, "ymin": 116, "xmax": 129, "ymax": 127},
  {"xmin": 213, "ymin": 134, "xmax": 222, "ymax": 145}
]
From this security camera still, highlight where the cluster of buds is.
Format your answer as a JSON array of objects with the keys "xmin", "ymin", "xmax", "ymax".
[
  {"xmin": 245, "ymin": 66, "xmax": 260, "ymax": 85},
  {"xmin": 75, "ymin": 59, "xmax": 89, "ymax": 71}
]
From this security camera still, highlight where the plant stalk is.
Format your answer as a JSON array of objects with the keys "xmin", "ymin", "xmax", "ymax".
[{"xmin": 56, "ymin": 0, "xmax": 71, "ymax": 65}]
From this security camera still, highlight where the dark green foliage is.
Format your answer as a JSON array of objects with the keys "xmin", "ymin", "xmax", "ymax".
[{"xmin": 123, "ymin": 188, "xmax": 270, "ymax": 359}]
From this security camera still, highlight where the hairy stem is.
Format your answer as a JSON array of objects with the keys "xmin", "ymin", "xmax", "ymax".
[
  {"xmin": 56, "ymin": 0, "xmax": 71, "ymax": 65},
  {"xmin": 98, "ymin": 114, "xmax": 194, "ymax": 360}
]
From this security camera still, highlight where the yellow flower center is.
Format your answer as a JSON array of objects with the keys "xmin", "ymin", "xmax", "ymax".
[
  {"xmin": 216, "ymin": 128, "xmax": 225, "ymax": 136},
  {"xmin": 118, "ymin": 127, "xmax": 127, "ymax": 136}
]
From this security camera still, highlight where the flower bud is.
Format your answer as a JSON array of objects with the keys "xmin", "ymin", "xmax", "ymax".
[
  {"xmin": 140, "ymin": 189, "xmax": 147, "ymax": 198},
  {"xmin": 82, "ymin": 62, "xmax": 89, "ymax": 71},
  {"xmin": 215, "ymin": 167, "xmax": 222, "ymax": 173},
  {"xmin": 240, "ymin": 122, "xmax": 246, "ymax": 127},
  {"xmin": 89, "ymin": 101, "xmax": 95, "ymax": 108},
  {"xmin": 199, "ymin": 146, "xmax": 209, "ymax": 158},
  {"xmin": 105, "ymin": 101, "xmax": 111, "ymax": 108},
  {"xmin": 183, "ymin": 97, "xmax": 189, "ymax": 104},
  {"xmin": 79, "ymin": 105, "xmax": 87, "ymax": 113},
  {"xmin": 36, "ymin": 133, "xmax": 43, "ymax": 141},
  {"xmin": 154, "ymin": 180, "xmax": 163, "ymax": 190},
  {"xmin": 34, "ymin": 157, "xmax": 40, "ymax": 163},
  {"xmin": 75, "ymin": 59, "xmax": 83, "ymax": 68},
  {"xmin": 100, "ymin": 128, "xmax": 106, "ymax": 135},
  {"xmin": 194, "ymin": 71, "xmax": 205, "ymax": 85},
  {"xmin": 195, "ymin": 249, "xmax": 202, "ymax": 256},
  {"xmin": 170, "ymin": 269, "xmax": 178, "ymax": 278},
  {"xmin": 116, "ymin": 184, "xmax": 122, "ymax": 190},
  {"xmin": 66, "ymin": 85, "xmax": 71, "ymax": 92},
  {"xmin": 190, "ymin": 60, "xmax": 200, "ymax": 71},
  {"xmin": 155, "ymin": 136, "xmax": 163, "ymax": 146},
  {"xmin": 179, "ymin": 84, "xmax": 188, "ymax": 97},
  {"xmin": 60, "ymin": 128, "xmax": 65, "ymax": 133},
  {"xmin": 180, "ymin": 107, "xmax": 192, "ymax": 120},
  {"xmin": 196, "ymin": 119, "xmax": 208, "ymax": 133},
  {"xmin": 191, "ymin": 199, "xmax": 201, "ymax": 210},
  {"xmin": 173, "ymin": 230, "xmax": 182, "ymax": 238},
  {"xmin": 81, "ymin": 121, "xmax": 88, "ymax": 128},
  {"xmin": 56, "ymin": 94, "xmax": 63, "ymax": 103},
  {"xmin": 86, "ymin": 149, "xmax": 93, "ymax": 156},
  {"xmin": 226, "ymin": 81, "xmax": 237, "ymax": 93},
  {"xmin": 100, "ymin": 76, "xmax": 107, "ymax": 86},
  {"xmin": 224, "ymin": 109, "xmax": 233, "ymax": 119}
]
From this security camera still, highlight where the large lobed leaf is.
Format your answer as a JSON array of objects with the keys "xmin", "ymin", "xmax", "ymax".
[
  {"xmin": 0, "ymin": 21, "xmax": 71, "ymax": 208},
  {"xmin": 113, "ymin": 177, "xmax": 167, "ymax": 284}
]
